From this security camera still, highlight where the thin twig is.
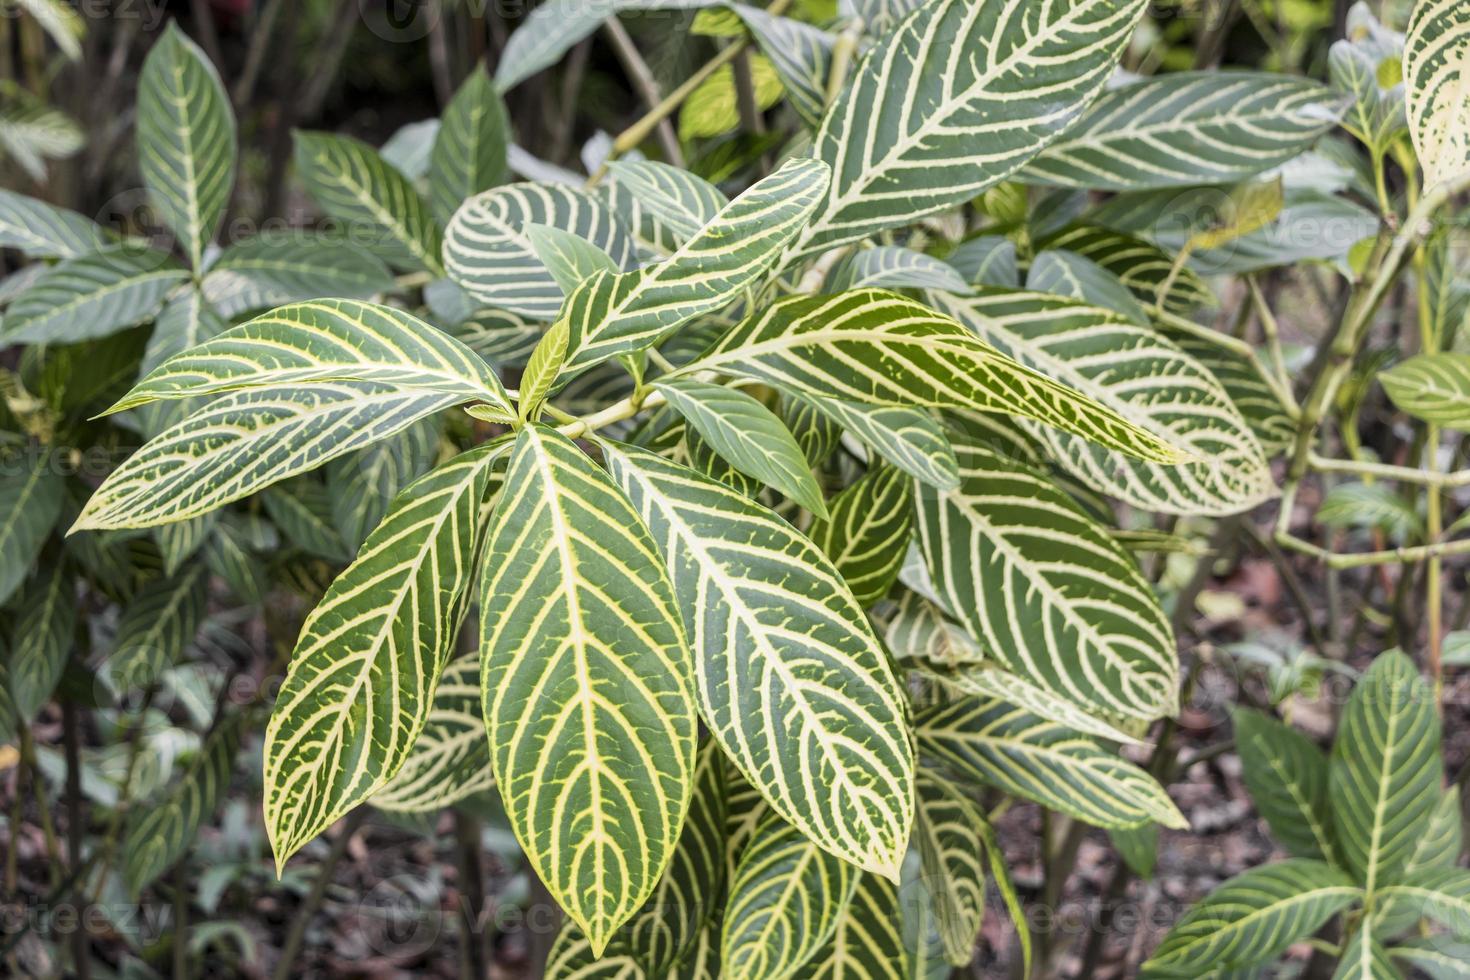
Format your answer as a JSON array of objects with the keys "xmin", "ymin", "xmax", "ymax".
[{"xmin": 601, "ymin": 19, "xmax": 684, "ymax": 166}]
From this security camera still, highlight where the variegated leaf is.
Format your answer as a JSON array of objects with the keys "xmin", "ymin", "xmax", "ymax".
[
  {"xmin": 808, "ymin": 463, "xmax": 911, "ymax": 605},
  {"xmin": 202, "ymin": 236, "xmax": 393, "ymax": 317},
  {"xmin": 0, "ymin": 461, "xmax": 63, "ymax": 607},
  {"xmin": 732, "ymin": 4, "xmax": 834, "ymax": 129},
  {"xmin": 915, "ymin": 441, "xmax": 1177, "ymax": 720},
  {"xmin": 480, "ymin": 427, "xmax": 696, "ymax": 953},
  {"xmin": 1, "ymin": 249, "xmax": 186, "ymax": 346},
  {"xmin": 1233, "ymin": 707, "xmax": 1334, "ymax": 861},
  {"xmin": 913, "ymin": 770, "xmax": 986, "ymax": 967},
  {"xmin": 7, "ymin": 563, "xmax": 75, "ymax": 723},
  {"xmin": 795, "ymin": 394, "xmax": 960, "ymax": 491},
  {"xmin": 1023, "ymin": 72, "xmax": 1344, "ymax": 190},
  {"xmin": 265, "ymin": 441, "xmax": 506, "ymax": 867},
  {"xmin": 675, "ymin": 290, "xmax": 1186, "ymax": 465},
  {"xmin": 137, "ymin": 23, "xmax": 236, "ymax": 271},
  {"xmin": 430, "ymin": 66, "xmax": 510, "ymax": 225},
  {"xmin": 561, "ymin": 158, "xmax": 830, "ymax": 373},
  {"xmin": 73, "ymin": 382, "xmax": 462, "ymax": 531},
  {"xmin": 1380, "ymin": 352, "xmax": 1470, "ymax": 429},
  {"xmin": 106, "ymin": 299, "xmax": 510, "ymax": 417},
  {"xmin": 931, "ymin": 290, "xmax": 1273, "ymax": 515},
  {"xmin": 1405, "ymin": 0, "xmax": 1470, "ymax": 188},
  {"xmin": 602, "ymin": 441, "xmax": 914, "ymax": 879},
  {"xmin": 923, "ymin": 663, "xmax": 1143, "ymax": 745},
  {"xmin": 445, "ymin": 182, "xmax": 636, "ymax": 318},
  {"xmin": 101, "ymin": 564, "xmax": 208, "ymax": 695},
  {"xmin": 790, "ymin": 0, "xmax": 1148, "ymax": 257},
  {"xmin": 793, "ymin": 872, "xmax": 906, "ymax": 980},
  {"xmin": 1039, "ymin": 225, "xmax": 1215, "ymax": 314},
  {"xmin": 722, "ymin": 811, "xmax": 860, "ymax": 980},
  {"xmin": 917, "ymin": 697, "xmax": 1187, "ymax": 830},
  {"xmin": 604, "ymin": 160, "xmax": 729, "ymax": 255},
  {"xmin": 829, "ymin": 247, "xmax": 972, "ymax": 295},
  {"xmin": 0, "ymin": 189, "xmax": 109, "ymax": 258}
]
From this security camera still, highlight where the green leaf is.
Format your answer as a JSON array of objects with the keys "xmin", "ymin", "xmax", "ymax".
[
  {"xmin": 13, "ymin": 0, "xmax": 82, "ymax": 61},
  {"xmin": 1, "ymin": 249, "xmax": 186, "ymax": 346},
  {"xmin": 430, "ymin": 66, "xmax": 510, "ymax": 225},
  {"xmin": 326, "ymin": 416, "xmax": 442, "ymax": 552},
  {"xmin": 73, "ymin": 381, "xmax": 463, "ymax": 531},
  {"xmin": 829, "ymin": 246, "xmax": 973, "ymax": 295},
  {"xmin": 101, "ymin": 564, "xmax": 208, "ymax": 695},
  {"xmin": 1027, "ymin": 249, "xmax": 1151, "ymax": 324},
  {"xmin": 1332, "ymin": 926, "xmax": 1402, "ymax": 980},
  {"xmin": 561, "ymin": 158, "xmax": 830, "ymax": 373},
  {"xmin": 1318, "ymin": 483, "xmax": 1423, "ymax": 542},
  {"xmin": 123, "ymin": 714, "xmax": 241, "ymax": 895},
  {"xmin": 1110, "ymin": 823, "xmax": 1158, "ymax": 879},
  {"xmin": 1330, "ymin": 651, "xmax": 1443, "ymax": 894},
  {"xmin": 604, "ymin": 160, "xmax": 728, "ymax": 254},
  {"xmin": 1375, "ymin": 867, "xmax": 1470, "ymax": 939},
  {"xmin": 517, "ymin": 319, "xmax": 570, "ymax": 424},
  {"xmin": 946, "ymin": 236, "xmax": 1019, "ymax": 289},
  {"xmin": 602, "ymin": 442, "xmax": 914, "ymax": 879},
  {"xmin": 1404, "ymin": 0, "xmax": 1470, "ymax": 188},
  {"xmin": 1381, "ymin": 353, "xmax": 1470, "ymax": 428},
  {"xmin": 262, "ymin": 480, "xmax": 350, "ymax": 563},
  {"xmin": 731, "ymin": 5, "xmax": 834, "ymax": 129},
  {"xmin": 678, "ymin": 53, "xmax": 784, "ymax": 140},
  {"xmin": 0, "ymin": 461, "xmax": 63, "ymax": 607},
  {"xmin": 1039, "ymin": 225, "xmax": 1215, "ymax": 315},
  {"xmin": 923, "ymin": 663, "xmax": 1144, "ymax": 745},
  {"xmin": 137, "ymin": 23, "xmax": 236, "ymax": 271},
  {"xmin": 793, "ymin": 872, "xmax": 907, "ymax": 980},
  {"xmin": 1023, "ymin": 72, "xmax": 1344, "ymax": 190},
  {"xmin": 480, "ymin": 427, "xmax": 697, "ymax": 953},
  {"xmin": 1389, "ymin": 937, "xmax": 1470, "ymax": 979},
  {"xmin": 0, "ymin": 189, "xmax": 109, "ymax": 258},
  {"xmin": 654, "ymin": 378, "xmax": 828, "ymax": 517},
  {"xmin": 203, "ymin": 236, "xmax": 394, "ymax": 317},
  {"xmin": 913, "ymin": 771, "xmax": 987, "ymax": 967},
  {"xmin": 1142, "ymin": 860, "xmax": 1360, "ymax": 976},
  {"xmin": 264, "ymin": 441, "xmax": 506, "ymax": 868},
  {"xmin": 370, "ymin": 650, "xmax": 496, "ymax": 813},
  {"xmin": 106, "ymin": 298, "xmax": 511, "ymax": 418},
  {"xmin": 916, "ymin": 696, "xmax": 1187, "ymax": 830},
  {"xmin": 1330, "ymin": 5, "xmax": 1409, "ymax": 156},
  {"xmin": 931, "ymin": 290, "xmax": 1273, "ymax": 515},
  {"xmin": 1166, "ymin": 329, "xmax": 1296, "ymax": 457},
  {"xmin": 790, "ymin": 0, "xmax": 1147, "ymax": 257},
  {"xmin": 722, "ymin": 811, "xmax": 860, "ymax": 980},
  {"xmin": 445, "ymin": 182, "xmax": 635, "ymax": 319},
  {"xmin": 809, "ymin": 463, "xmax": 911, "ymax": 605},
  {"xmin": 916, "ymin": 442, "xmax": 1178, "ymax": 721},
  {"xmin": 157, "ymin": 512, "xmax": 217, "ymax": 577},
  {"xmin": 524, "ymin": 224, "xmax": 618, "ymax": 293},
  {"xmin": 7, "ymin": 563, "xmax": 75, "ymax": 723},
  {"xmin": 293, "ymin": 131, "xmax": 443, "ymax": 274},
  {"xmin": 547, "ymin": 924, "xmax": 646, "ymax": 979},
  {"xmin": 676, "ymin": 290, "xmax": 1187, "ymax": 465},
  {"xmin": 1233, "ymin": 708, "xmax": 1334, "ymax": 861},
  {"xmin": 794, "ymin": 394, "xmax": 959, "ymax": 491}
]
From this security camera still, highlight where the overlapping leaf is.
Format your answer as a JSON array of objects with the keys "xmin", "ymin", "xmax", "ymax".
[
  {"xmin": 137, "ymin": 23, "xmax": 237, "ymax": 270},
  {"xmin": 203, "ymin": 236, "xmax": 393, "ymax": 317},
  {"xmin": 732, "ymin": 4, "xmax": 834, "ymax": 128},
  {"xmin": 923, "ymin": 663, "xmax": 1143, "ymax": 744},
  {"xmin": 102, "ymin": 564, "xmax": 208, "ymax": 695},
  {"xmin": 1, "ymin": 249, "xmax": 186, "ymax": 346},
  {"xmin": 1039, "ymin": 225, "xmax": 1215, "ymax": 314},
  {"xmin": 676, "ymin": 290, "xmax": 1186, "ymax": 465},
  {"xmin": 265, "ymin": 442, "xmax": 505, "ymax": 866},
  {"xmin": 1023, "ymin": 72, "xmax": 1343, "ymax": 190},
  {"xmin": 913, "ymin": 771, "xmax": 987, "ymax": 967},
  {"xmin": 0, "ymin": 189, "xmax": 108, "ymax": 258},
  {"xmin": 932, "ymin": 290, "xmax": 1273, "ymax": 515},
  {"xmin": 107, "ymin": 299, "xmax": 510, "ymax": 417},
  {"xmin": 795, "ymin": 394, "xmax": 959, "ymax": 490},
  {"xmin": 809, "ymin": 463, "xmax": 911, "ymax": 606},
  {"xmin": 917, "ymin": 697, "xmax": 1186, "ymax": 830},
  {"xmin": 445, "ymin": 182, "xmax": 636, "ymax": 318},
  {"xmin": 0, "ymin": 461, "xmax": 63, "ymax": 606},
  {"xmin": 1233, "ymin": 708, "xmax": 1334, "ymax": 861},
  {"xmin": 561, "ymin": 158, "xmax": 830, "ymax": 372},
  {"xmin": 7, "ymin": 563, "xmax": 75, "ymax": 723},
  {"xmin": 1405, "ymin": 0, "xmax": 1470, "ymax": 188},
  {"xmin": 1380, "ymin": 352, "xmax": 1470, "ymax": 429},
  {"xmin": 916, "ymin": 442, "xmax": 1177, "ymax": 721},
  {"xmin": 604, "ymin": 160, "xmax": 728, "ymax": 255},
  {"xmin": 602, "ymin": 442, "xmax": 914, "ymax": 879},
  {"xmin": 480, "ymin": 427, "xmax": 696, "ymax": 952},
  {"xmin": 790, "ymin": 0, "xmax": 1148, "ymax": 257},
  {"xmin": 793, "ymin": 872, "xmax": 906, "ymax": 980},
  {"xmin": 73, "ymin": 381, "xmax": 463, "ymax": 531},
  {"xmin": 430, "ymin": 67, "xmax": 510, "ymax": 225},
  {"xmin": 829, "ymin": 247, "xmax": 972, "ymax": 295}
]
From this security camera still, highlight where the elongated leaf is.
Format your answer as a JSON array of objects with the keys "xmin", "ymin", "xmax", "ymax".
[
  {"xmin": 524, "ymin": 224, "xmax": 619, "ymax": 294},
  {"xmin": 1039, "ymin": 225, "xmax": 1215, "ymax": 314},
  {"xmin": 1233, "ymin": 708, "xmax": 1334, "ymax": 861},
  {"xmin": 1143, "ymin": 860, "xmax": 1360, "ymax": 976},
  {"xmin": 604, "ymin": 160, "xmax": 728, "ymax": 254},
  {"xmin": 1389, "ymin": 937, "xmax": 1470, "ymax": 979},
  {"xmin": 946, "ymin": 236, "xmax": 1019, "ymax": 289},
  {"xmin": 547, "ymin": 924, "xmax": 645, "ymax": 979},
  {"xmin": 561, "ymin": 158, "xmax": 830, "ymax": 372},
  {"xmin": 137, "ymin": 23, "xmax": 237, "ymax": 270},
  {"xmin": 676, "ymin": 290, "xmax": 1186, "ymax": 465},
  {"xmin": 654, "ymin": 379, "xmax": 827, "ymax": 516},
  {"xmin": 327, "ymin": 416, "xmax": 442, "ymax": 552},
  {"xmin": 722, "ymin": 811, "xmax": 860, "ymax": 980},
  {"xmin": 1380, "ymin": 352, "xmax": 1470, "ymax": 428},
  {"xmin": 732, "ymin": 4, "xmax": 834, "ymax": 129},
  {"xmin": 883, "ymin": 589, "xmax": 983, "ymax": 667},
  {"xmin": 1028, "ymin": 249, "xmax": 1150, "ymax": 323},
  {"xmin": 602, "ymin": 442, "xmax": 914, "ymax": 879},
  {"xmin": 1331, "ymin": 5, "xmax": 1409, "ymax": 157},
  {"xmin": 795, "ymin": 394, "xmax": 959, "ymax": 490},
  {"xmin": 266, "ymin": 443, "xmax": 503, "ymax": 866},
  {"xmin": 1330, "ymin": 651, "xmax": 1443, "ymax": 894},
  {"xmin": 102, "ymin": 564, "xmax": 208, "ymax": 695},
  {"xmin": 793, "ymin": 872, "xmax": 906, "ymax": 980},
  {"xmin": 914, "ymin": 771, "xmax": 987, "ymax": 967},
  {"xmin": 1375, "ymin": 867, "xmax": 1470, "ymax": 938},
  {"xmin": 262, "ymin": 480, "xmax": 350, "ymax": 563},
  {"xmin": 925, "ymin": 663, "xmax": 1143, "ymax": 744},
  {"xmin": 0, "ymin": 189, "xmax": 108, "ymax": 258},
  {"xmin": 445, "ymin": 182, "xmax": 635, "ymax": 318},
  {"xmin": 829, "ymin": 246, "xmax": 972, "ymax": 295},
  {"xmin": 8, "ymin": 563, "xmax": 74, "ymax": 723},
  {"xmin": 1333, "ymin": 927, "xmax": 1401, "ymax": 980},
  {"xmin": 480, "ymin": 427, "xmax": 696, "ymax": 952},
  {"xmin": 73, "ymin": 382, "xmax": 462, "ymax": 531},
  {"xmin": 809, "ymin": 463, "xmax": 911, "ymax": 605},
  {"xmin": 203, "ymin": 236, "xmax": 394, "ymax": 317},
  {"xmin": 370, "ymin": 651, "xmax": 496, "ymax": 812},
  {"xmin": 678, "ymin": 54, "xmax": 784, "ymax": 140},
  {"xmin": 932, "ymin": 290, "xmax": 1273, "ymax": 515},
  {"xmin": 916, "ymin": 442, "xmax": 1177, "ymax": 721},
  {"xmin": 0, "ymin": 461, "xmax": 63, "ymax": 607},
  {"xmin": 123, "ymin": 714, "xmax": 241, "ymax": 895},
  {"xmin": 107, "ymin": 299, "xmax": 510, "ymax": 417},
  {"xmin": 1, "ymin": 249, "xmax": 186, "ymax": 346},
  {"xmin": 917, "ymin": 697, "xmax": 1186, "ymax": 830},
  {"xmin": 1405, "ymin": 0, "xmax": 1470, "ymax": 188},
  {"xmin": 1023, "ymin": 72, "xmax": 1343, "ymax": 190},
  {"xmin": 790, "ymin": 0, "xmax": 1147, "ymax": 257},
  {"xmin": 430, "ymin": 67, "xmax": 510, "ymax": 224},
  {"xmin": 294, "ymin": 131, "xmax": 443, "ymax": 274}
]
